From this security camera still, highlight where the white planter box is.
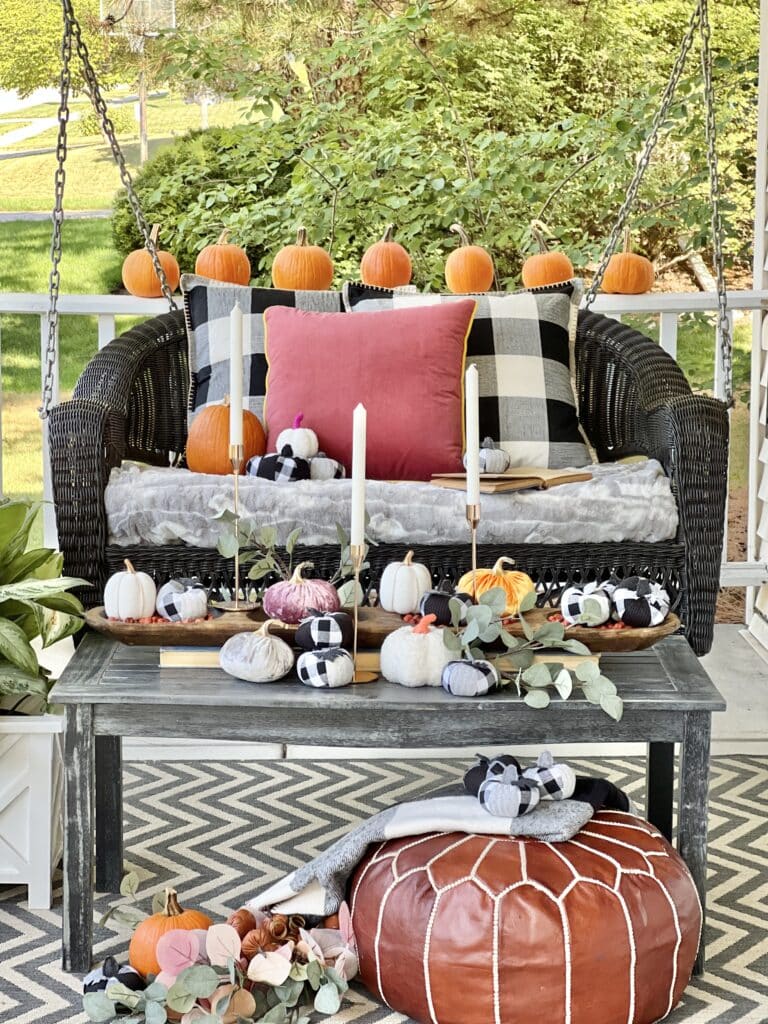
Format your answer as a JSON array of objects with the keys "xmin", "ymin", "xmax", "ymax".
[{"xmin": 0, "ymin": 714, "xmax": 63, "ymax": 909}]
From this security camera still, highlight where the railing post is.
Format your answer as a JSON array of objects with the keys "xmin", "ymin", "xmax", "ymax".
[
  {"xmin": 659, "ymin": 312, "xmax": 678, "ymax": 358},
  {"xmin": 40, "ymin": 314, "xmax": 60, "ymax": 549},
  {"xmin": 98, "ymin": 314, "xmax": 116, "ymax": 350}
]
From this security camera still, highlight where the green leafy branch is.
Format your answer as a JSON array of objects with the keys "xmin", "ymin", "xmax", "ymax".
[{"xmin": 441, "ymin": 587, "xmax": 623, "ymax": 721}]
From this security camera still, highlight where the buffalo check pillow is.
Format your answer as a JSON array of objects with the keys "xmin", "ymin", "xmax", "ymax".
[
  {"xmin": 343, "ymin": 279, "xmax": 591, "ymax": 469},
  {"xmin": 181, "ymin": 274, "xmax": 343, "ymax": 425}
]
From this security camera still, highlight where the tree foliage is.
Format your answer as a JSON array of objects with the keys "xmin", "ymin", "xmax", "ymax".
[{"xmin": 113, "ymin": 0, "xmax": 760, "ymax": 286}]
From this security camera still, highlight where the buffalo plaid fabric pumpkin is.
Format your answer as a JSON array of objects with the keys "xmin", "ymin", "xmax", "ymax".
[
  {"xmin": 612, "ymin": 576, "xmax": 670, "ymax": 627},
  {"xmin": 296, "ymin": 611, "xmax": 354, "ymax": 651},
  {"xmin": 297, "ymin": 647, "xmax": 354, "ymax": 688},
  {"xmin": 560, "ymin": 580, "xmax": 612, "ymax": 626},
  {"xmin": 350, "ymin": 815, "xmax": 701, "ymax": 1024},
  {"xmin": 245, "ymin": 447, "xmax": 311, "ymax": 482}
]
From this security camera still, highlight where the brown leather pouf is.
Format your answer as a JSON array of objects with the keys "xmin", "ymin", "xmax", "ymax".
[{"xmin": 349, "ymin": 811, "xmax": 701, "ymax": 1024}]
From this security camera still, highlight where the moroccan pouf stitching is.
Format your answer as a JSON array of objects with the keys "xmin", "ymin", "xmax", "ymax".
[{"xmin": 349, "ymin": 811, "xmax": 701, "ymax": 1024}]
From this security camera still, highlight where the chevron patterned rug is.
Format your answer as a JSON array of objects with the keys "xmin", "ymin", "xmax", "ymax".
[{"xmin": 0, "ymin": 756, "xmax": 766, "ymax": 1023}]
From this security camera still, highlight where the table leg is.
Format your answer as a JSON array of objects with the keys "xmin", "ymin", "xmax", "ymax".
[
  {"xmin": 63, "ymin": 704, "xmax": 95, "ymax": 973},
  {"xmin": 678, "ymin": 710, "xmax": 711, "ymax": 976},
  {"xmin": 646, "ymin": 741, "xmax": 674, "ymax": 841},
  {"xmin": 95, "ymin": 735, "xmax": 123, "ymax": 892}
]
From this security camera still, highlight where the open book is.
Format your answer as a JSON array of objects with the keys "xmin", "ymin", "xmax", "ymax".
[{"xmin": 431, "ymin": 466, "xmax": 593, "ymax": 494}]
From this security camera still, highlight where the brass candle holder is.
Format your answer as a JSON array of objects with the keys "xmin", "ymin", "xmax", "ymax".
[
  {"xmin": 349, "ymin": 542, "xmax": 378, "ymax": 683},
  {"xmin": 466, "ymin": 503, "xmax": 480, "ymax": 598},
  {"xmin": 219, "ymin": 443, "xmax": 258, "ymax": 613}
]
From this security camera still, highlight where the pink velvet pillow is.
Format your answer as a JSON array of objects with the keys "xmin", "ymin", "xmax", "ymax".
[{"xmin": 263, "ymin": 301, "xmax": 476, "ymax": 480}]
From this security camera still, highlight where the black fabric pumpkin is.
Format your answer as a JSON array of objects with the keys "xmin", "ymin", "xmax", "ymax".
[
  {"xmin": 418, "ymin": 588, "xmax": 473, "ymax": 627},
  {"xmin": 83, "ymin": 956, "xmax": 145, "ymax": 994},
  {"xmin": 295, "ymin": 610, "xmax": 354, "ymax": 651},
  {"xmin": 245, "ymin": 446, "xmax": 311, "ymax": 482}
]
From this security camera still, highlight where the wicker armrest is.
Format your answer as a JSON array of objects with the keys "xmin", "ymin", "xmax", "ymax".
[{"xmin": 72, "ymin": 310, "xmax": 189, "ymax": 465}]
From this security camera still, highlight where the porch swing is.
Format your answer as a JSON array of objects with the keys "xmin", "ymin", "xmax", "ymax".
[{"xmin": 45, "ymin": 0, "xmax": 730, "ymax": 655}]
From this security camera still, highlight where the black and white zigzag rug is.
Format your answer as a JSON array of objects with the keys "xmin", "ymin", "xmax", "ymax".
[{"xmin": 1, "ymin": 756, "xmax": 766, "ymax": 1023}]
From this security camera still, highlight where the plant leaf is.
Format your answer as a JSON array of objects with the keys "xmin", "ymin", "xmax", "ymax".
[
  {"xmin": 465, "ymin": 604, "xmax": 492, "ymax": 629},
  {"xmin": 597, "ymin": 675, "xmax": 618, "ymax": 696},
  {"xmin": 259, "ymin": 525, "xmax": 277, "ymax": 548},
  {"xmin": 165, "ymin": 980, "xmax": 196, "ymax": 1016},
  {"xmin": 461, "ymin": 619, "xmax": 480, "ymax": 645},
  {"xmin": 314, "ymin": 981, "xmax": 342, "ymax": 1015},
  {"xmin": 559, "ymin": 638, "xmax": 592, "ymax": 655},
  {"xmin": 533, "ymin": 621, "xmax": 565, "ymax": 643},
  {"xmin": 479, "ymin": 621, "xmax": 501, "ymax": 643},
  {"xmin": 552, "ymin": 669, "xmax": 573, "ymax": 700},
  {"xmin": 519, "ymin": 614, "xmax": 535, "ymax": 641},
  {"xmin": 205, "ymin": 923, "xmax": 241, "ymax": 966},
  {"xmin": 524, "ymin": 689, "xmax": 551, "ymax": 709},
  {"xmin": 119, "ymin": 871, "xmax": 140, "ymax": 897},
  {"xmin": 145, "ymin": 1002, "xmax": 167, "ymax": 1024},
  {"xmin": 151, "ymin": 891, "xmax": 167, "ymax": 914},
  {"xmin": 176, "ymin": 965, "xmax": 219, "ymax": 999},
  {"xmin": 575, "ymin": 660, "xmax": 600, "ymax": 682},
  {"xmin": 106, "ymin": 983, "xmax": 142, "ymax": 1009},
  {"xmin": 478, "ymin": 586, "xmax": 506, "ymax": 614},
  {"xmin": 110, "ymin": 906, "xmax": 147, "ymax": 928},
  {"xmin": 217, "ymin": 533, "xmax": 238, "ymax": 559},
  {"xmin": 442, "ymin": 628, "xmax": 462, "ymax": 652},
  {"xmin": 285, "ymin": 527, "xmax": 302, "ymax": 555},
  {"xmin": 157, "ymin": 931, "xmax": 202, "ymax": 976},
  {"xmin": 521, "ymin": 663, "xmax": 551, "ymax": 688},
  {"xmin": 83, "ymin": 991, "xmax": 116, "ymax": 1022},
  {"xmin": 247, "ymin": 950, "xmax": 293, "ymax": 986},
  {"xmin": 448, "ymin": 596, "xmax": 464, "ymax": 628},
  {"xmin": 0, "ymin": 617, "xmax": 38, "ymax": 675},
  {"xmin": 518, "ymin": 590, "xmax": 537, "ymax": 613},
  {"xmin": 143, "ymin": 982, "xmax": 168, "ymax": 1001},
  {"xmin": 600, "ymin": 694, "xmax": 624, "ymax": 721},
  {"xmin": 0, "ymin": 664, "xmax": 49, "ymax": 697},
  {"xmin": 0, "ymin": 577, "xmax": 87, "ymax": 602},
  {"xmin": 498, "ymin": 630, "xmax": 519, "ymax": 649}
]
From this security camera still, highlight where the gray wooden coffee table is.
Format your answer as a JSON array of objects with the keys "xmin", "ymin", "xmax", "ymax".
[{"xmin": 50, "ymin": 632, "xmax": 725, "ymax": 976}]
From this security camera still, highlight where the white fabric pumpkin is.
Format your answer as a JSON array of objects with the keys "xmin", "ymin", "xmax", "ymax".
[
  {"xmin": 309, "ymin": 452, "xmax": 346, "ymax": 481},
  {"xmin": 104, "ymin": 559, "xmax": 156, "ymax": 620},
  {"xmin": 276, "ymin": 412, "xmax": 319, "ymax": 460},
  {"xmin": 463, "ymin": 436, "xmax": 510, "ymax": 474},
  {"xmin": 219, "ymin": 620, "xmax": 294, "ymax": 682},
  {"xmin": 156, "ymin": 578, "xmax": 208, "ymax": 622},
  {"xmin": 380, "ymin": 614, "xmax": 452, "ymax": 688},
  {"xmin": 378, "ymin": 550, "xmax": 432, "ymax": 615}
]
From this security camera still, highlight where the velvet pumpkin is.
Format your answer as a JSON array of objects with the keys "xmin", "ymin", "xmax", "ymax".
[
  {"xmin": 219, "ymin": 619, "xmax": 295, "ymax": 682},
  {"xmin": 195, "ymin": 229, "xmax": 251, "ymax": 285},
  {"xmin": 601, "ymin": 228, "xmax": 655, "ymax": 295},
  {"xmin": 186, "ymin": 398, "xmax": 266, "ymax": 475},
  {"xmin": 457, "ymin": 556, "xmax": 535, "ymax": 617},
  {"xmin": 444, "ymin": 223, "xmax": 494, "ymax": 294},
  {"xmin": 262, "ymin": 561, "xmax": 341, "ymax": 624},
  {"xmin": 521, "ymin": 221, "xmax": 574, "ymax": 288},
  {"xmin": 129, "ymin": 889, "xmax": 212, "ymax": 978},
  {"xmin": 121, "ymin": 224, "xmax": 180, "ymax": 298},
  {"xmin": 360, "ymin": 224, "xmax": 413, "ymax": 288},
  {"xmin": 271, "ymin": 227, "xmax": 334, "ymax": 291}
]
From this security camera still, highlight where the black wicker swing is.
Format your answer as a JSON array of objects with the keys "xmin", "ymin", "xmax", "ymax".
[{"xmin": 45, "ymin": 0, "xmax": 729, "ymax": 655}]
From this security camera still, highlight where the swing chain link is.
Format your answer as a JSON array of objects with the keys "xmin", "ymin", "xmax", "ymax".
[
  {"xmin": 584, "ymin": 1, "xmax": 701, "ymax": 307},
  {"xmin": 700, "ymin": 0, "xmax": 734, "ymax": 407},
  {"xmin": 41, "ymin": 1, "xmax": 178, "ymax": 420}
]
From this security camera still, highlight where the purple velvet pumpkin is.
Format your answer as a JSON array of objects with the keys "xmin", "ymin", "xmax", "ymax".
[{"xmin": 262, "ymin": 561, "xmax": 341, "ymax": 624}]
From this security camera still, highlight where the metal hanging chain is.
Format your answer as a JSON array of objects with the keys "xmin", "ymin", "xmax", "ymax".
[
  {"xmin": 584, "ymin": 1, "xmax": 702, "ymax": 306},
  {"xmin": 40, "ymin": 5, "xmax": 73, "ymax": 420},
  {"xmin": 699, "ymin": 0, "xmax": 734, "ymax": 408}
]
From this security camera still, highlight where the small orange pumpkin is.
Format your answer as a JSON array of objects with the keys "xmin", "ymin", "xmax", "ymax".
[
  {"xmin": 521, "ymin": 220, "xmax": 574, "ymax": 288},
  {"xmin": 227, "ymin": 907, "xmax": 257, "ymax": 938},
  {"xmin": 271, "ymin": 226, "xmax": 334, "ymax": 291},
  {"xmin": 128, "ymin": 888, "xmax": 212, "ymax": 979},
  {"xmin": 456, "ymin": 556, "xmax": 535, "ymax": 617},
  {"xmin": 360, "ymin": 223, "xmax": 412, "ymax": 287},
  {"xmin": 601, "ymin": 227, "xmax": 655, "ymax": 295},
  {"xmin": 195, "ymin": 229, "xmax": 251, "ymax": 285},
  {"xmin": 186, "ymin": 397, "xmax": 266, "ymax": 475},
  {"xmin": 121, "ymin": 224, "xmax": 181, "ymax": 298},
  {"xmin": 445, "ymin": 223, "xmax": 495, "ymax": 293}
]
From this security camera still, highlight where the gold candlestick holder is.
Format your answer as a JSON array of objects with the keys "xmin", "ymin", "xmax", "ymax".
[
  {"xmin": 219, "ymin": 443, "xmax": 258, "ymax": 613},
  {"xmin": 466, "ymin": 503, "xmax": 480, "ymax": 599},
  {"xmin": 349, "ymin": 543, "xmax": 378, "ymax": 683}
]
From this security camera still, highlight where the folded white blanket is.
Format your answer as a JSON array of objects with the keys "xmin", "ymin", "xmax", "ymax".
[{"xmin": 105, "ymin": 458, "xmax": 677, "ymax": 548}]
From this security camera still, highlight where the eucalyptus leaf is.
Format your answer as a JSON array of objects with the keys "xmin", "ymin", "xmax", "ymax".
[
  {"xmin": 335, "ymin": 523, "xmax": 349, "ymax": 547},
  {"xmin": 98, "ymin": 906, "xmax": 117, "ymax": 927},
  {"xmin": 285, "ymin": 527, "xmax": 302, "ymax": 555},
  {"xmin": 597, "ymin": 675, "xmax": 618, "ymax": 696},
  {"xmin": 479, "ymin": 621, "xmax": 501, "ymax": 643},
  {"xmin": 519, "ymin": 614, "xmax": 535, "ymax": 641},
  {"xmin": 106, "ymin": 983, "xmax": 142, "ymax": 1010},
  {"xmin": 314, "ymin": 982, "xmax": 342, "ymax": 1015},
  {"xmin": 177, "ymin": 965, "xmax": 220, "ymax": 999},
  {"xmin": 533, "ymin": 621, "xmax": 565, "ymax": 643},
  {"xmin": 498, "ymin": 630, "xmax": 519, "ymax": 649},
  {"xmin": 442, "ymin": 628, "xmax": 462, "ymax": 652},
  {"xmin": 581, "ymin": 681, "xmax": 603, "ymax": 704},
  {"xmin": 259, "ymin": 1005, "xmax": 290, "ymax": 1024},
  {"xmin": 217, "ymin": 533, "xmax": 239, "ymax": 559},
  {"xmin": 110, "ymin": 906, "xmax": 147, "ymax": 927},
  {"xmin": 151, "ymin": 890, "xmax": 167, "ymax": 914},
  {"xmin": 165, "ymin": 981, "xmax": 196, "ymax": 1015},
  {"xmin": 462, "ymin": 619, "xmax": 480, "ymax": 645},
  {"xmin": 119, "ymin": 871, "xmax": 140, "ymax": 897},
  {"xmin": 518, "ymin": 590, "xmax": 537, "ymax": 613},
  {"xmin": 83, "ymin": 991, "xmax": 116, "ymax": 1022},
  {"xmin": 306, "ymin": 958, "xmax": 323, "ymax": 989},
  {"xmin": 258, "ymin": 525, "xmax": 278, "ymax": 548},
  {"xmin": 575, "ymin": 660, "xmax": 600, "ymax": 682},
  {"xmin": 469, "ymin": 645, "xmax": 485, "ymax": 661},
  {"xmin": 143, "ymin": 982, "xmax": 168, "ymax": 1001},
  {"xmin": 478, "ymin": 586, "xmax": 506, "ymax": 614},
  {"xmin": 144, "ymin": 1004, "xmax": 167, "ymax": 1024},
  {"xmin": 552, "ymin": 669, "xmax": 573, "ymax": 700},
  {"xmin": 521, "ymin": 663, "xmax": 551, "ymax": 688},
  {"xmin": 600, "ymin": 694, "xmax": 624, "ymax": 721},
  {"xmin": 558, "ymin": 638, "xmax": 592, "ymax": 655},
  {"xmin": 503, "ymin": 648, "xmax": 535, "ymax": 670},
  {"xmin": 448, "ymin": 596, "xmax": 464, "ymax": 628},
  {"xmin": 465, "ymin": 603, "xmax": 492, "ymax": 629},
  {"xmin": 324, "ymin": 966, "xmax": 349, "ymax": 993},
  {"xmin": 524, "ymin": 689, "xmax": 551, "ymax": 709}
]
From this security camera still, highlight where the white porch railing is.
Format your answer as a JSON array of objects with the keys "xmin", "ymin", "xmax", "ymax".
[{"xmin": 0, "ymin": 288, "xmax": 766, "ymax": 589}]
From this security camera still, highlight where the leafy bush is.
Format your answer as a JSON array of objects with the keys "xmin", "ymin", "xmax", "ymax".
[{"xmin": 73, "ymin": 106, "xmax": 135, "ymax": 139}]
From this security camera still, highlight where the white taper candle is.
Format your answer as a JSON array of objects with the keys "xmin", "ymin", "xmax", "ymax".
[
  {"xmin": 465, "ymin": 363, "xmax": 480, "ymax": 507},
  {"xmin": 229, "ymin": 302, "xmax": 244, "ymax": 446},
  {"xmin": 350, "ymin": 403, "xmax": 367, "ymax": 547}
]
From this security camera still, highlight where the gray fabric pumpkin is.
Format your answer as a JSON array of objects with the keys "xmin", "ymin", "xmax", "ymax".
[{"xmin": 219, "ymin": 620, "xmax": 294, "ymax": 682}]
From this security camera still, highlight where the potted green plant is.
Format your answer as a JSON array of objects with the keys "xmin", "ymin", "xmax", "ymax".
[{"xmin": 0, "ymin": 499, "xmax": 86, "ymax": 908}]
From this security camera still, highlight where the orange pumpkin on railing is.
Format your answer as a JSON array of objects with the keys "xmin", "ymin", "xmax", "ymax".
[
  {"xmin": 601, "ymin": 228, "xmax": 655, "ymax": 295},
  {"xmin": 522, "ymin": 220, "xmax": 574, "ymax": 288},
  {"xmin": 271, "ymin": 227, "xmax": 334, "ymax": 291},
  {"xmin": 195, "ymin": 229, "xmax": 251, "ymax": 285},
  {"xmin": 444, "ymin": 223, "xmax": 494, "ymax": 293},
  {"xmin": 121, "ymin": 224, "xmax": 180, "ymax": 298},
  {"xmin": 360, "ymin": 224, "xmax": 412, "ymax": 287}
]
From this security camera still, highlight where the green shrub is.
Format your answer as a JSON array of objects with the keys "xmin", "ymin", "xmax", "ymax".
[{"xmin": 73, "ymin": 105, "xmax": 134, "ymax": 138}]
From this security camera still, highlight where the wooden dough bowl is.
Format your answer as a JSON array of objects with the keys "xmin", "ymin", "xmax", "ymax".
[{"xmin": 85, "ymin": 605, "xmax": 679, "ymax": 653}]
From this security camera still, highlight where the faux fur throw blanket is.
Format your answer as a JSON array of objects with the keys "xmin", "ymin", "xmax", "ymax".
[
  {"xmin": 105, "ymin": 458, "xmax": 677, "ymax": 548},
  {"xmin": 246, "ymin": 785, "xmax": 593, "ymax": 918}
]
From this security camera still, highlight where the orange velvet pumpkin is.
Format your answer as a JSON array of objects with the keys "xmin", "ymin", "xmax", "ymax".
[
  {"xmin": 521, "ymin": 221, "xmax": 574, "ymax": 288},
  {"xmin": 360, "ymin": 224, "xmax": 413, "ymax": 287},
  {"xmin": 121, "ymin": 224, "xmax": 181, "ymax": 298},
  {"xmin": 445, "ymin": 223, "xmax": 495, "ymax": 293},
  {"xmin": 601, "ymin": 228, "xmax": 655, "ymax": 295},
  {"xmin": 195, "ymin": 229, "xmax": 251, "ymax": 285},
  {"xmin": 128, "ymin": 888, "xmax": 212, "ymax": 979},
  {"xmin": 456, "ymin": 556, "xmax": 535, "ymax": 617},
  {"xmin": 186, "ymin": 398, "xmax": 266, "ymax": 475},
  {"xmin": 271, "ymin": 227, "xmax": 334, "ymax": 291}
]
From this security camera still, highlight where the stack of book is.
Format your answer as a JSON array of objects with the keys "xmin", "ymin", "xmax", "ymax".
[
  {"xmin": 431, "ymin": 466, "xmax": 592, "ymax": 494},
  {"xmin": 160, "ymin": 647, "xmax": 381, "ymax": 671}
]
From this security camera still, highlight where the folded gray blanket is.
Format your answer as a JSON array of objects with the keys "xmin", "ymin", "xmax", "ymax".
[{"xmin": 246, "ymin": 784, "xmax": 592, "ymax": 918}]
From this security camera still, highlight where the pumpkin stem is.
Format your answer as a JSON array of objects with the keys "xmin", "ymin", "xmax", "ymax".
[
  {"xmin": 217, "ymin": 229, "xmax": 231, "ymax": 245},
  {"xmin": 623, "ymin": 226, "xmax": 632, "ymax": 253},
  {"xmin": 223, "ymin": 393, "xmax": 230, "ymax": 407},
  {"xmin": 413, "ymin": 613, "xmax": 437, "ymax": 634},
  {"xmin": 292, "ymin": 412, "xmax": 304, "ymax": 429},
  {"xmin": 403, "ymin": 550, "xmax": 415, "ymax": 566},
  {"xmin": 491, "ymin": 556, "xmax": 517, "ymax": 574},
  {"xmin": 149, "ymin": 224, "xmax": 160, "ymax": 247},
  {"xmin": 257, "ymin": 619, "xmax": 281, "ymax": 637},
  {"xmin": 529, "ymin": 220, "xmax": 551, "ymax": 254},
  {"xmin": 123, "ymin": 559, "xmax": 136, "ymax": 574},
  {"xmin": 290, "ymin": 561, "xmax": 314, "ymax": 584},
  {"xmin": 296, "ymin": 227, "xmax": 308, "ymax": 246},
  {"xmin": 482, "ymin": 436, "xmax": 496, "ymax": 449},
  {"xmin": 163, "ymin": 888, "xmax": 184, "ymax": 917},
  {"xmin": 381, "ymin": 223, "xmax": 396, "ymax": 243},
  {"xmin": 449, "ymin": 222, "xmax": 471, "ymax": 247}
]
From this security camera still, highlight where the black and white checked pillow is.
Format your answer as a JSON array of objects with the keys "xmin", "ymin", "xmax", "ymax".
[
  {"xmin": 181, "ymin": 274, "xmax": 343, "ymax": 428},
  {"xmin": 343, "ymin": 280, "xmax": 590, "ymax": 469}
]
